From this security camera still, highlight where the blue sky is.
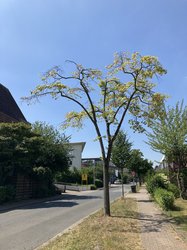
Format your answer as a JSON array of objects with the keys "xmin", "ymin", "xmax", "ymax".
[{"xmin": 0, "ymin": 0, "xmax": 187, "ymax": 165}]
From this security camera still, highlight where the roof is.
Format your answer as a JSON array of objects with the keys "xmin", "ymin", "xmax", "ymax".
[
  {"xmin": 0, "ymin": 83, "xmax": 27, "ymax": 123},
  {"xmin": 69, "ymin": 142, "xmax": 86, "ymax": 152}
]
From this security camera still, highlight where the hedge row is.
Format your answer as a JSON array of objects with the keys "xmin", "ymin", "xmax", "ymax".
[
  {"xmin": 0, "ymin": 185, "xmax": 15, "ymax": 204},
  {"xmin": 154, "ymin": 188, "xmax": 175, "ymax": 210},
  {"xmin": 146, "ymin": 174, "xmax": 179, "ymax": 210}
]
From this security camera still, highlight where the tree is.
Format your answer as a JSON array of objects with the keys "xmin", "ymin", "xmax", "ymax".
[
  {"xmin": 128, "ymin": 149, "xmax": 153, "ymax": 185},
  {"xmin": 146, "ymin": 101, "xmax": 187, "ymax": 197},
  {"xmin": 24, "ymin": 52, "xmax": 166, "ymax": 216},
  {"xmin": 32, "ymin": 121, "xmax": 69, "ymax": 144},
  {"xmin": 31, "ymin": 121, "xmax": 71, "ymax": 173},
  {"xmin": 0, "ymin": 122, "xmax": 70, "ymax": 187},
  {"xmin": 0, "ymin": 122, "xmax": 41, "ymax": 185},
  {"xmin": 111, "ymin": 130, "xmax": 132, "ymax": 197}
]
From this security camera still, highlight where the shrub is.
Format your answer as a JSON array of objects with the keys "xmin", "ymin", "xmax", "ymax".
[
  {"xmin": 32, "ymin": 166, "xmax": 53, "ymax": 181},
  {"xmin": 0, "ymin": 186, "xmax": 7, "ymax": 203},
  {"xmin": 90, "ymin": 184, "xmax": 97, "ymax": 190},
  {"xmin": 167, "ymin": 183, "xmax": 180, "ymax": 198},
  {"xmin": 55, "ymin": 168, "xmax": 82, "ymax": 184},
  {"xmin": 32, "ymin": 166, "xmax": 55, "ymax": 198},
  {"xmin": 5, "ymin": 185, "xmax": 16, "ymax": 201},
  {"xmin": 146, "ymin": 174, "xmax": 166, "ymax": 195},
  {"xmin": 95, "ymin": 179, "xmax": 103, "ymax": 188},
  {"xmin": 35, "ymin": 186, "xmax": 50, "ymax": 198},
  {"xmin": 0, "ymin": 185, "xmax": 16, "ymax": 203},
  {"xmin": 154, "ymin": 188, "xmax": 174, "ymax": 210}
]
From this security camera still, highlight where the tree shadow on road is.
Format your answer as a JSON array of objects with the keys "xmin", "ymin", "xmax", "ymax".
[
  {"xmin": 0, "ymin": 193, "xmax": 102, "ymax": 213},
  {"xmin": 62, "ymin": 193, "xmax": 102, "ymax": 200}
]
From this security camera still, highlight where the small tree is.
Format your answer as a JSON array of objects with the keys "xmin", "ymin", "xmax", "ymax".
[
  {"xmin": 146, "ymin": 101, "xmax": 187, "ymax": 198},
  {"xmin": 24, "ymin": 52, "xmax": 166, "ymax": 216},
  {"xmin": 128, "ymin": 149, "xmax": 153, "ymax": 185},
  {"xmin": 111, "ymin": 130, "xmax": 132, "ymax": 197}
]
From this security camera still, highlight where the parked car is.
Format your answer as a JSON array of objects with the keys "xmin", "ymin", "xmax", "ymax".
[{"xmin": 114, "ymin": 179, "xmax": 122, "ymax": 184}]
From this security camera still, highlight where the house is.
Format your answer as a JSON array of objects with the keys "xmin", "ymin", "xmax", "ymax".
[
  {"xmin": 0, "ymin": 83, "xmax": 30, "ymax": 199},
  {"xmin": 0, "ymin": 83, "xmax": 27, "ymax": 123},
  {"xmin": 69, "ymin": 142, "xmax": 86, "ymax": 169}
]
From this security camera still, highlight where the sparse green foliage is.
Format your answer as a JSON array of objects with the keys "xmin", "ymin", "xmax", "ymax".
[
  {"xmin": 146, "ymin": 101, "xmax": 187, "ymax": 198},
  {"xmin": 146, "ymin": 101, "xmax": 187, "ymax": 161},
  {"xmin": 24, "ymin": 51, "xmax": 166, "ymax": 216}
]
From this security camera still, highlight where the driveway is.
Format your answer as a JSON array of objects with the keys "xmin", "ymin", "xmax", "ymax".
[{"xmin": 0, "ymin": 184, "xmax": 130, "ymax": 250}]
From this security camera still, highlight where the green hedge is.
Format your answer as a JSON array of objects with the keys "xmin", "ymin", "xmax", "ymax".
[
  {"xmin": 0, "ymin": 186, "xmax": 7, "ymax": 203},
  {"xmin": 146, "ymin": 175, "xmax": 167, "ymax": 195},
  {"xmin": 90, "ymin": 184, "xmax": 97, "ymax": 190},
  {"xmin": 0, "ymin": 185, "xmax": 15, "ymax": 204},
  {"xmin": 95, "ymin": 179, "xmax": 103, "ymax": 188},
  {"xmin": 32, "ymin": 166, "xmax": 56, "ymax": 198},
  {"xmin": 167, "ymin": 183, "xmax": 180, "ymax": 198},
  {"xmin": 154, "ymin": 188, "xmax": 174, "ymax": 210}
]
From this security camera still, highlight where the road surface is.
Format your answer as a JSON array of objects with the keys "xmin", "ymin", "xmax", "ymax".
[{"xmin": 0, "ymin": 184, "xmax": 130, "ymax": 250}]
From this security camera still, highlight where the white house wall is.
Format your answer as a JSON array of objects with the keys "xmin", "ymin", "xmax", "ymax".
[{"xmin": 69, "ymin": 142, "xmax": 85, "ymax": 169}]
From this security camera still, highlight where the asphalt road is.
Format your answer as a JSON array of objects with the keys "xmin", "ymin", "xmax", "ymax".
[{"xmin": 0, "ymin": 184, "xmax": 131, "ymax": 250}]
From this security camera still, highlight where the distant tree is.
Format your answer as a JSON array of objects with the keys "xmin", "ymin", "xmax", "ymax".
[
  {"xmin": 139, "ymin": 158, "xmax": 153, "ymax": 184},
  {"xmin": 146, "ymin": 101, "xmax": 187, "ymax": 197},
  {"xmin": 128, "ymin": 149, "xmax": 153, "ymax": 185},
  {"xmin": 111, "ymin": 130, "xmax": 132, "ymax": 197},
  {"xmin": 24, "ymin": 52, "xmax": 166, "ymax": 216}
]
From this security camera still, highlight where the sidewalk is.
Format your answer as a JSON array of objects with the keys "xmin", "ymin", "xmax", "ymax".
[{"xmin": 126, "ymin": 187, "xmax": 187, "ymax": 250}]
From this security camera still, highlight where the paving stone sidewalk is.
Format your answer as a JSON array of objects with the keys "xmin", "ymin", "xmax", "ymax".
[{"xmin": 126, "ymin": 187, "xmax": 187, "ymax": 250}]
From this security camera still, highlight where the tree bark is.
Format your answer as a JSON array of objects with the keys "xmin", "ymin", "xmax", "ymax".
[
  {"xmin": 103, "ymin": 161, "xmax": 110, "ymax": 216},
  {"xmin": 138, "ymin": 174, "xmax": 142, "ymax": 186},
  {"xmin": 121, "ymin": 169, "xmax": 124, "ymax": 197},
  {"xmin": 176, "ymin": 168, "xmax": 183, "ymax": 198}
]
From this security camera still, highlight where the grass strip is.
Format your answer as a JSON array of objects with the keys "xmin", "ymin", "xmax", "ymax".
[
  {"xmin": 39, "ymin": 198, "xmax": 142, "ymax": 250},
  {"xmin": 166, "ymin": 198, "xmax": 187, "ymax": 231}
]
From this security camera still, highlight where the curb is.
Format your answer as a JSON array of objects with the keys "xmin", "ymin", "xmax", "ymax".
[{"xmin": 35, "ymin": 190, "xmax": 131, "ymax": 249}]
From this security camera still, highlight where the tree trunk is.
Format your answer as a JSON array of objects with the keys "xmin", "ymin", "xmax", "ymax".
[
  {"xmin": 180, "ymin": 175, "xmax": 185, "ymax": 199},
  {"xmin": 121, "ymin": 169, "xmax": 124, "ymax": 197},
  {"xmin": 138, "ymin": 174, "xmax": 142, "ymax": 186},
  {"xmin": 103, "ymin": 162, "xmax": 110, "ymax": 216},
  {"xmin": 176, "ymin": 168, "xmax": 183, "ymax": 198}
]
